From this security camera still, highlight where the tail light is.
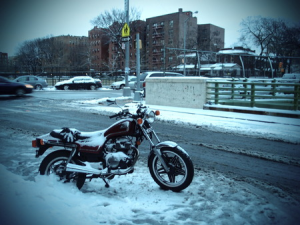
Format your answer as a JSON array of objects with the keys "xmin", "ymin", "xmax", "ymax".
[{"xmin": 32, "ymin": 139, "xmax": 45, "ymax": 147}]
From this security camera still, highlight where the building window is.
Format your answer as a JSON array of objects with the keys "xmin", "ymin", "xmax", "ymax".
[{"xmin": 169, "ymin": 20, "xmax": 173, "ymax": 28}]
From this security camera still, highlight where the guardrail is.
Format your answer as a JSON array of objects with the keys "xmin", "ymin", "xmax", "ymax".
[{"xmin": 206, "ymin": 80, "xmax": 300, "ymax": 110}]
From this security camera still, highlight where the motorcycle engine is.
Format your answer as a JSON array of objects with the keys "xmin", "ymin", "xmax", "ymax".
[
  {"xmin": 105, "ymin": 152, "xmax": 132, "ymax": 169},
  {"xmin": 104, "ymin": 137, "xmax": 138, "ymax": 170}
]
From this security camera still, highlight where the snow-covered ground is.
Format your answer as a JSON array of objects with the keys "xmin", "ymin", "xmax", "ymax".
[{"xmin": 1, "ymin": 94, "xmax": 300, "ymax": 225}]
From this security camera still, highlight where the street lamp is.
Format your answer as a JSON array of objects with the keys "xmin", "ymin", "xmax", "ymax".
[{"xmin": 183, "ymin": 11, "xmax": 198, "ymax": 76}]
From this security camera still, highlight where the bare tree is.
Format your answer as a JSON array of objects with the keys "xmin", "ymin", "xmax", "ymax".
[
  {"xmin": 91, "ymin": 8, "xmax": 141, "ymax": 70},
  {"xmin": 239, "ymin": 16, "xmax": 274, "ymax": 55},
  {"xmin": 239, "ymin": 16, "xmax": 300, "ymax": 57},
  {"xmin": 16, "ymin": 39, "xmax": 41, "ymax": 74}
]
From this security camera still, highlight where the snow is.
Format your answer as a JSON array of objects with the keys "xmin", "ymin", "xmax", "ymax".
[{"xmin": 1, "ymin": 95, "xmax": 300, "ymax": 225}]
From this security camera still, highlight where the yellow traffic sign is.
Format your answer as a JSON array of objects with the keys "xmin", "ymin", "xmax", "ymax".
[{"xmin": 122, "ymin": 23, "xmax": 130, "ymax": 37}]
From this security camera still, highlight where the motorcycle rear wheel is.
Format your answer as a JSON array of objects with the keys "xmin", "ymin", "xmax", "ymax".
[
  {"xmin": 39, "ymin": 150, "xmax": 86, "ymax": 190},
  {"xmin": 148, "ymin": 147, "xmax": 194, "ymax": 192}
]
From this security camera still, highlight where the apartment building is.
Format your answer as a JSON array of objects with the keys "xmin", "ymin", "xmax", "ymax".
[
  {"xmin": 88, "ymin": 27, "xmax": 109, "ymax": 71},
  {"xmin": 0, "ymin": 52, "xmax": 8, "ymax": 72},
  {"xmin": 198, "ymin": 24, "xmax": 224, "ymax": 52},
  {"xmin": 145, "ymin": 8, "xmax": 198, "ymax": 70},
  {"xmin": 88, "ymin": 8, "xmax": 224, "ymax": 73}
]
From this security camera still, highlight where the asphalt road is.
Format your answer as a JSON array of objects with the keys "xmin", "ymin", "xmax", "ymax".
[{"xmin": 0, "ymin": 89, "xmax": 300, "ymax": 205}]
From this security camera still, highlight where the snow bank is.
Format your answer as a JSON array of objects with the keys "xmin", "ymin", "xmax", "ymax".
[{"xmin": 0, "ymin": 162, "xmax": 297, "ymax": 225}]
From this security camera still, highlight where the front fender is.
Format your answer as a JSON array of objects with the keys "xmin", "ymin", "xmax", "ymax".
[
  {"xmin": 156, "ymin": 141, "xmax": 178, "ymax": 149},
  {"xmin": 148, "ymin": 141, "xmax": 189, "ymax": 170},
  {"xmin": 154, "ymin": 141, "xmax": 188, "ymax": 156}
]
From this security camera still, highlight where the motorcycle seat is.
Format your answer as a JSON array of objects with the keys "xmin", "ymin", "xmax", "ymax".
[{"xmin": 50, "ymin": 128, "xmax": 105, "ymax": 143}]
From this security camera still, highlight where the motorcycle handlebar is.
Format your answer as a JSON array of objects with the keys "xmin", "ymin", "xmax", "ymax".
[{"xmin": 109, "ymin": 113, "xmax": 120, "ymax": 119}]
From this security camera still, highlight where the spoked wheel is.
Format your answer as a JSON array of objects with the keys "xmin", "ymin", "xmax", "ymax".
[
  {"xmin": 148, "ymin": 147, "xmax": 194, "ymax": 192},
  {"xmin": 39, "ymin": 150, "xmax": 86, "ymax": 189}
]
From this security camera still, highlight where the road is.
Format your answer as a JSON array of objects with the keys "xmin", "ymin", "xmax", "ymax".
[{"xmin": 1, "ymin": 89, "xmax": 300, "ymax": 205}]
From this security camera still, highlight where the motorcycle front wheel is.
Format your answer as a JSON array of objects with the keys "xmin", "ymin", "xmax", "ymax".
[
  {"xmin": 148, "ymin": 147, "xmax": 194, "ymax": 192},
  {"xmin": 39, "ymin": 150, "xmax": 86, "ymax": 190}
]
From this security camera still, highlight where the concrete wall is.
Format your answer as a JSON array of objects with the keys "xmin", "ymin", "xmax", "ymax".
[{"xmin": 146, "ymin": 77, "xmax": 207, "ymax": 108}]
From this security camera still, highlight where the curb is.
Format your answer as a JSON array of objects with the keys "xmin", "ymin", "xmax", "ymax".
[{"xmin": 204, "ymin": 105, "xmax": 300, "ymax": 118}]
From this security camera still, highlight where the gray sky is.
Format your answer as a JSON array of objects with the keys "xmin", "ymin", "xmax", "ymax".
[{"xmin": 1, "ymin": 0, "xmax": 299, "ymax": 56}]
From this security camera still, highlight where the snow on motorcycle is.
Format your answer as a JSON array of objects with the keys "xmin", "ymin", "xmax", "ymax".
[{"xmin": 32, "ymin": 99, "xmax": 194, "ymax": 192}]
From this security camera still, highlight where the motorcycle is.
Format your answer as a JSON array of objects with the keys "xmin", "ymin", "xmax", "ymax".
[{"xmin": 32, "ymin": 99, "xmax": 194, "ymax": 192}]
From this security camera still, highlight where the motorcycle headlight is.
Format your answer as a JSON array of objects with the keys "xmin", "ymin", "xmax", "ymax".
[{"xmin": 145, "ymin": 109, "xmax": 156, "ymax": 123}]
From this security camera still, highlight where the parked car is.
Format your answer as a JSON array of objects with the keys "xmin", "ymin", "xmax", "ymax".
[
  {"xmin": 0, "ymin": 76, "xmax": 34, "ymax": 96},
  {"xmin": 14, "ymin": 75, "xmax": 48, "ymax": 90},
  {"xmin": 111, "ymin": 76, "xmax": 136, "ymax": 89},
  {"xmin": 129, "ymin": 71, "xmax": 184, "ymax": 95},
  {"xmin": 93, "ymin": 78, "xmax": 102, "ymax": 88},
  {"xmin": 55, "ymin": 76, "xmax": 100, "ymax": 90},
  {"xmin": 282, "ymin": 73, "xmax": 300, "ymax": 80}
]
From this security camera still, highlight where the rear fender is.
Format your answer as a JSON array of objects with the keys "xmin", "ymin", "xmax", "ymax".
[{"xmin": 35, "ymin": 145, "xmax": 52, "ymax": 158}]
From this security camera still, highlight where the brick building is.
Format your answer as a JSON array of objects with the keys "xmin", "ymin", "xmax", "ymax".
[
  {"xmin": 145, "ymin": 8, "xmax": 198, "ymax": 70},
  {"xmin": 0, "ymin": 52, "xmax": 8, "ymax": 72},
  {"xmin": 88, "ymin": 8, "xmax": 225, "ymax": 73},
  {"xmin": 88, "ymin": 27, "xmax": 109, "ymax": 71},
  {"xmin": 198, "ymin": 24, "xmax": 224, "ymax": 52}
]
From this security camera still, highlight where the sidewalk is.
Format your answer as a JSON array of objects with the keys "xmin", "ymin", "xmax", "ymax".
[
  {"xmin": 79, "ymin": 96, "xmax": 300, "ymax": 143},
  {"xmin": 144, "ymin": 103, "xmax": 300, "ymax": 126},
  {"xmin": 204, "ymin": 104, "xmax": 300, "ymax": 119}
]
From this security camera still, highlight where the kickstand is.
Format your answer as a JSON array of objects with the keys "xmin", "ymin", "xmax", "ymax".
[{"xmin": 102, "ymin": 178, "xmax": 110, "ymax": 188}]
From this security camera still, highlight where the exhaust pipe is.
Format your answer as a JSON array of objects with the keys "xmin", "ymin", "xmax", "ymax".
[{"xmin": 66, "ymin": 163, "xmax": 102, "ymax": 175}]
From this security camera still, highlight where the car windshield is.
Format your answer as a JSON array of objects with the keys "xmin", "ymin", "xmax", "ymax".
[{"xmin": 140, "ymin": 73, "xmax": 149, "ymax": 81}]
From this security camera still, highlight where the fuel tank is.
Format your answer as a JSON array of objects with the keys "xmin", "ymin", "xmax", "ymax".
[
  {"xmin": 77, "ymin": 119, "xmax": 137, "ymax": 154},
  {"xmin": 104, "ymin": 118, "xmax": 136, "ymax": 138}
]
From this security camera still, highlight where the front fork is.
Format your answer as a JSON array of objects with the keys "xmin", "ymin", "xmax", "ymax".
[{"xmin": 140, "ymin": 125, "xmax": 172, "ymax": 172}]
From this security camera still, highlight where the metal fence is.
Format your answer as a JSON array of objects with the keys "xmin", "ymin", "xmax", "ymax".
[{"xmin": 206, "ymin": 79, "xmax": 300, "ymax": 110}]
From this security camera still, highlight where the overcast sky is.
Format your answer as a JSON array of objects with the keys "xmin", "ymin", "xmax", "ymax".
[{"xmin": 1, "ymin": 0, "xmax": 299, "ymax": 56}]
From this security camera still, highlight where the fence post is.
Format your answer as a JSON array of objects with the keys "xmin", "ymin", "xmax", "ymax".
[
  {"xmin": 294, "ymin": 85, "xmax": 299, "ymax": 110},
  {"xmin": 271, "ymin": 79, "xmax": 276, "ymax": 97},
  {"xmin": 250, "ymin": 83, "xmax": 255, "ymax": 107},
  {"xmin": 231, "ymin": 83, "xmax": 234, "ymax": 99},
  {"xmin": 215, "ymin": 83, "xmax": 219, "ymax": 104}
]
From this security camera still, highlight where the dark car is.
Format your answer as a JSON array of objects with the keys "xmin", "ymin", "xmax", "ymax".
[
  {"xmin": 55, "ymin": 76, "xmax": 101, "ymax": 90},
  {"xmin": 14, "ymin": 75, "xmax": 48, "ymax": 90},
  {"xmin": 93, "ymin": 78, "xmax": 103, "ymax": 88},
  {"xmin": 0, "ymin": 76, "xmax": 34, "ymax": 96}
]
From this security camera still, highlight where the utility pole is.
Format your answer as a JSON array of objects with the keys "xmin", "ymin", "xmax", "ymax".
[
  {"xmin": 133, "ymin": 33, "xmax": 141, "ymax": 101},
  {"xmin": 123, "ymin": 0, "xmax": 131, "ymax": 96}
]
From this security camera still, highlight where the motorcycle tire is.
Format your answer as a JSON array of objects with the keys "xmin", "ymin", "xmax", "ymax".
[
  {"xmin": 148, "ymin": 147, "xmax": 194, "ymax": 192},
  {"xmin": 39, "ymin": 150, "xmax": 86, "ymax": 190}
]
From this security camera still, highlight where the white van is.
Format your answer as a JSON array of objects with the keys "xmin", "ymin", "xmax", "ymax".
[{"xmin": 282, "ymin": 73, "xmax": 300, "ymax": 79}]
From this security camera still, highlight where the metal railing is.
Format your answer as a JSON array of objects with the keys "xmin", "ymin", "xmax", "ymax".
[{"xmin": 206, "ymin": 79, "xmax": 300, "ymax": 110}]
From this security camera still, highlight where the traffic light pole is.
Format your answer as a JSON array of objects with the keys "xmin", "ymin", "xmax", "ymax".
[
  {"xmin": 123, "ymin": 0, "xmax": 131, "ymax": 97},
  {"xmin": 134, "ymin": 33, "xmax": 141, "ymax": 101}
]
